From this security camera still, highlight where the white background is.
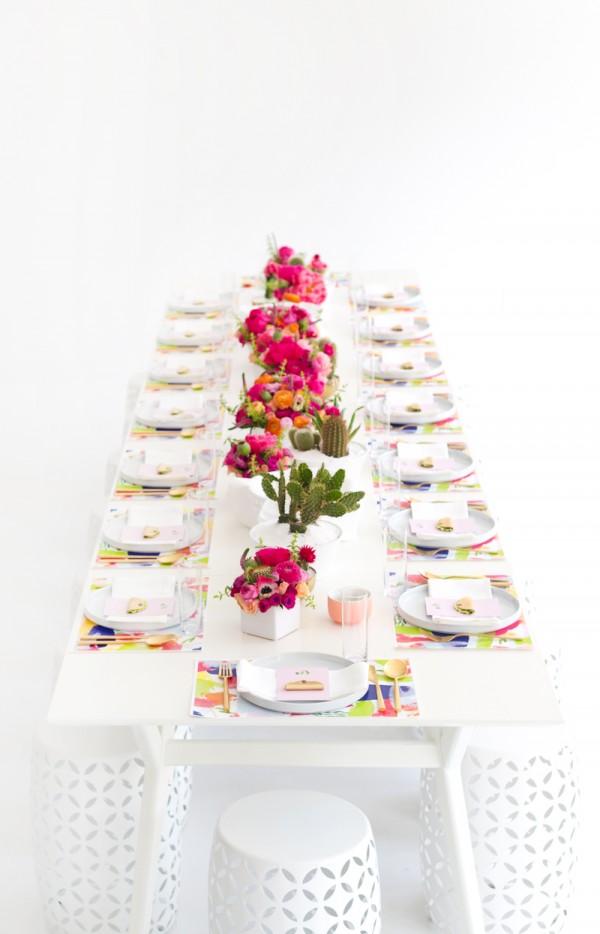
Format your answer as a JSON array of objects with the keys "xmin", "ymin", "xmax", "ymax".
[{"xmin": 1, "ymin": 1, "xmax": 599, "ymax": 930}]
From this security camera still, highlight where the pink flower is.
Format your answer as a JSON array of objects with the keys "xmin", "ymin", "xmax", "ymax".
[
  {"xmin": 256, "ymin": 577, "xmax": 278, "ymax": 599},
  {"xmin": 278, "ymin": 246, "xmax": 294, "ymax": 261},
  {"xmin": 322, "ymin": 342, "xmax": 335, "ymax": 356},
  {"xmin": 282, "ymin": 592, "xmax": 296, "ymax": 609},
  {"xmin": 324, "ymin": 405, "xmax": 341, "ymax": 417},
  {"xmin": 275, "ymin": 560, "xmax": 302, "ymax": 585},
  {"xmin": 280, "ymin": 417, "xmax": 293, "ymax": 429},
  {"xmin": 298, "ymin": 545, "xmax": 316, "ymax": 564},
  {"xmin": 310, "ymin": 254, "xmax": 327, "ymax": 273},
  {"xmin": 255, "ymin": 547, "xmax": 291, "ymax": 566},
  {"xmin": 258, "ymin": 598, "xmax": 272, "ymax": 613},
  {"xmin": 240, "ymin": 583, "xmax": 258, "ymax": 602},
  {"xmin": 313, "ymin": 352, "xmax": 332, "ymax": 376},
  {"xmin": 307, "ymin": 377, "xmax": 325, "ymax": 396}
]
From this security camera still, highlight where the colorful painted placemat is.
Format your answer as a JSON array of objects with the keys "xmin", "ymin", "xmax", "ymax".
[
  {"xmin": 191, "ymin": 659, "xmax": 418, "ymax": 719},
  {"xmin": 382, "ymin": 501, "xmax": 503, "ymax": 562},
  {"xmin": 95, "ymin": 506, "xmax": 213, "ymax": 567},
  {"xmin": 363, "ymin": 397, "xmax": 462, "ymax": 436},
  {"xmin": 369, "ymin": 441, "xmax": 481, "ymax": 495},
  {"xmin": 391, "ymin": 572, "xmax": 532, "ymax": 649},
  {"xmin": 129, "ymin": 415, "xmax": 224, "ymax": 441},
  {"xmin": 73, "ymin": 574, "xmax": 207, "ymax": 652}
]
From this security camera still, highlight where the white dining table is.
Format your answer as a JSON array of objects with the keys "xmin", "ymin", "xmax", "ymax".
[{"xmin": 48, "ymin": 281, "xmax": 562, "ymax": 934}]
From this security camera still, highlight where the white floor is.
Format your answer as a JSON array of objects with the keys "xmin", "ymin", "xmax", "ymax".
[{"xmin": 2, "ymin": 284, "xmax": 600, "ymax": 932}]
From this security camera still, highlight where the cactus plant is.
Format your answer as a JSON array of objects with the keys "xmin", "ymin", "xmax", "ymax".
[
  {"xmin": 261, "ymin": 462, "xmax": 365, "ymax": 534},
  {"xmin": 289, "ymin": 427, "xmax": 320, "ymax": 452},
  {"xmin": 311, "ymin": 407, "xmax": 362, "ymax": 459}
]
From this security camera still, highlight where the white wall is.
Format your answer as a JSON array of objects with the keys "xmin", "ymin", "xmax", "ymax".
[{"xmin": 1, "ymin": 1, "xmax": 599, "ymax": 928}]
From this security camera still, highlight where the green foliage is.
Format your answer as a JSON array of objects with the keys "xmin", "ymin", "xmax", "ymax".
[{"xmin": 265, "ymin": 461, "xmax": 365, "ymax": 534}]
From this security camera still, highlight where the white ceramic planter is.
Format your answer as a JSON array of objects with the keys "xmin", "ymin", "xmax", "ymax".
[
  {"xmin": 290, "ymin": 442, "xmax": 367, "ymax": 489},
  {"xmin": 240, "ymin": 602, "xmax": 300, "ymax": 640},
  {"xmin": 249, "ymin": 518, "xmax": 342, "ymax": 578},
  {"xmin": 225, "ymin": 473, "xmax": 267, "ymax": 528}
]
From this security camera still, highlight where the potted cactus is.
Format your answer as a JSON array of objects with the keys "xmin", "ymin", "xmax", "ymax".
[
  {"xmin": 249, "ymin": 462, "xmax": 365, "ymax": 577},
  {"xmin": 287, "ymin": 407, "xmax": 367, "ymax": 489}
]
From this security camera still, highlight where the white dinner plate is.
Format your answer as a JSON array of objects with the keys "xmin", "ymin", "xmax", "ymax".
[
  {"xmin": 366, "ymin": 395, "xmax": 455, "ymax": 426},
  {"xmin": 157, "ymin": 322, "xmax": 229, "ymax": 346},
  {"xmin": 119, "ymin": 452, "xmax": 212, "ymax": 488},
  {"xmin": 378, "ymin": 449, "xmax": 473, "ymax": 483},
  {"xmin": 83, "ymin": 584, "xmax": 198, "ymax": 633},
  {"xmin": 362, "ymin": 353, "xmax": 443, "ymax": 381},
  {"xmin": 167, "ymin": 297, "xmax": 228, "ymax": 315},
  {"xmin": 387, "ymin": 507, "xmax": 496, "ymax": 549},
  {"xmin": 102, "ymin": 512, "xmax": 204, "ymax": 554},
  {"xmin": 397, "ymin": 584, "xmax": 520, "ymax": 634},
  {"xmin": 366, "ymin": 287, "xmax": 422, "ymax": 308},
  {"xmin": 239, "ymin": 652, "xmax": 368, "ymax": 714},
  {"xmin": 135, "ymin": 397, "xmax": 219, "ymax": 429},
  {"xmin": 148, "ymin": 356, "xmax": 227, "ymax": 384},
  {"xmin": 359, "ymin": 317, "xmax": 431, "ymax": 343}
]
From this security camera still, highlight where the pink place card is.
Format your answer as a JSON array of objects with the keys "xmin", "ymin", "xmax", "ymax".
[
  {"xmin": 138, "ymin": 464, "xmax": 195, "ymax": 480},
  {"xmin": 399, "ymin": 458, "xmax": 454, "ymax": 471},
  {"xmin": 275, "ymin": 666, "xmax": 331, "ymax": 701},
  {"xmin": 121, "ymin": 524, "xmax": 184, "ymax": 545},
  {"xmin": 425, "ymin": 597, "xmax": 500, "ymax": 619},
  {"xmin": 103, "ymin": 597, "xmax": 176, "ymax": 619},
  {"xmin": 410, "ymin": 518, "xmax": 475, "ymax": 536}
]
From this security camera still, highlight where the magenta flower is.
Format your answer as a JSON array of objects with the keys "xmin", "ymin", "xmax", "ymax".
[
  {"xmin": 276, "ymin": 561, "xmax": 302, "ymax": 585},
  {"xmin": 240, "ymin": 584, "xmax": 258, "ymax": 602},
  {"xmin": 282, "ymin": 592, "xmax": 296, "ymax": 609}
]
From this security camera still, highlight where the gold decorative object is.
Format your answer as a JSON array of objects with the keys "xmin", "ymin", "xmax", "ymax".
[
  {"xmin": 156, "ymin": 463, "xmax": 173, "ymax": 475},
  {"xmin": 127, "ymin": 598, "xmax": 147, "ymax": 614},
  {"xmin": 454, "ymin": 596, "xmax": 475, "ymax": 615},
  {"xmin": 400, "ymin": 362, "xmax": 414, "ymax": 370},
  {"xmin": 143, "ymin": 525, "xmax": 160, "ymax": 539},
  {"xmin": 406, "ymin": 403, "xmax": 422, "ymax": 413},
  {"xmin": 177, "ymin": 366, "xmax": 190, "ymax": 375},
  {"xmin": 419, "ymin": 456, "xmax": 434, "ymax": 468},
  {"xmin": 435, "ymin": 516, "xmax": 454, "ymax": 532},
  {"xmin": 284, "ymin": 680, "xmax": 324, "ymax": 692}
]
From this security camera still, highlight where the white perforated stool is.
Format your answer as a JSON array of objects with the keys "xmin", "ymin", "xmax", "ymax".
[
  {"xmin": 31, "ymin": 723, "xmax": 192, "ymax": 934},
  {"xmin": 208, "ymin": 790, "xmax": 381, "ymax": 933}
]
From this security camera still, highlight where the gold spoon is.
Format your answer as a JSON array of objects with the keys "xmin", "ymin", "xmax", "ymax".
[
  {"xmin": 383, "ymin": 659, "xmax": 408, "ymax": 711},
  {"xmin": 368, "ymin": 665, "xmax": 386, "ymax": 712}
]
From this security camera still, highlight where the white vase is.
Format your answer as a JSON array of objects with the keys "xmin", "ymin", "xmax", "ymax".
[
  {"xmin": 290, "ymin": 442, "xmax": 367, "ymax": 489},
  {"xmin": 240, "ymin": 602, "xmax": 300, "ymax": 640},
  {"xmin": 225, "ymin": 473, "xmax": 267, "ymax": 527},
  {"xmin": 249, "ymin": 518, "xmax": 342, "ymax": 578}
]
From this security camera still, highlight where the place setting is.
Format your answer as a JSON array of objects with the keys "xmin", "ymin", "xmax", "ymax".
[
  {"xmin": 391, "ymin": 573, "xmax": 531, "ymax": 648},
  {"xmin": 148, "ymin": 352, "xmax": 229, "ymax": 387},
  {"xmin": 75, "ymin": 570, "xmax": 205, "ymax": 652},
  {"xmin": 97, "ymin": 496, "xmax": 211, "ymax": 565},
  {"xmin": 166, "ymin": 291, "xmax": 232, "ymax": 316},
  {"xmin": 361, "ymin": 346, "xmax": 444, "ymax": 383},
  {"xmin": 156, "ymin": 317, "xmax": 230, "ymax": 348},
  {"xmin": 358, "ymin": 310, "xmax": 432, "ymax": 343},
  {"xmin": 118, "ymin": 442, "xmax": 215, "ymax": 493},
  {"xmin": 384, "ymin": 500, "xmax": 502, "ymax": 561},
  {"xmin": 364, "ymin": 283, "xmax": 423, "ymax": 309},
  {"xmin": 376, "ymin": 439, "xmax": 476, "ymax": 488},
  {"xmin": 133, "ymin": 391, "xmax": 221, "ymax": 433},
  {"xmin": 364, "ymin": 388, "xmax": 458, "ymax": 431}
]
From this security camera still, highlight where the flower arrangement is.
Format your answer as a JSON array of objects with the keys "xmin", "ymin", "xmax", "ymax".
[
  {"xmin": 236, "ymin": 304, "xmax": 319, "ymax": 349},
  {"xmin": 224, "ymin": 542, "xmax": 316, "ymax": 614},
  {"xmin": 264, "ymin": 238, "xmax": 328, "ymax": 305},
  {"xmin": 230, "ymin": 373, "xmax": 324, "ymax": 433},
  {"xmin": 223, "ymin": 432, "xmax": 293, "ymax": 479},
  {"xmin": 256, "ymin": 334, "xmax": 336, "ymax": 383}
]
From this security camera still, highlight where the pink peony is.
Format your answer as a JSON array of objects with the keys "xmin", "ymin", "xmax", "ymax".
[
  {"xmin": 255, "ymin": 547, "xmax": 291, "ymax": 566},
  {"xmin": 240, "ymin": 583, "xmax": 258, "ymax": 601},
  {"xmin": 278, "ymin": 246, "xmax": 294, "ymax": 261},
  {"xmin": 275, "ymin": 560, "xmax": 302, "ymax": 585}
]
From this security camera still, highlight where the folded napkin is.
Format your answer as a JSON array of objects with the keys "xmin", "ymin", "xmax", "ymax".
[
  {"xmin": 396, "ymin": 441, "xmax": 453, "ymax": 476},
  {"xmin": 157, "ymin": 392, "xmax": 203, "ymax": 419},
  {"xmin": 426, "ymin": 578, "xmax": 500, "ymax": 628},
  {"xmin": 366, "ymin": 285, "xmax": 422, "ymax": 307},
  {"xmin": 168, "ymin": 292, "xmax": 225, "ymax": 313},
  {"xmin": 139, "ymin": 445, "xmax": 195, "ymax": 482},
  {"xmin": 386, "ymin": 388, "xmax": 436, "ymax": 416},
  {"xmin": 410, "ymin": 500, "xmax": 475, "ymax": 542},
  {"xmin": 162, "ymin": 353, "xmax": 207, "ymax": 377},
  {"xmin": 237, "ymin": 659, "xmax": 368, "ymax": 706},
  {"xmin": 379, "ymin": 348, "xmax": 426, "ymax": 373},
  {"xmin": 173, "ymin": 318, "xmax": 214, "ymax": 338},
  {"xmin": 372, "ymin": 312, "xmax": 417, "ymax": 337},
  {"xmin": 105, "ymin": 576, "xmax": 175, "ymax": 624},
  {"xmin": 121, "ymin": 502, "xmax": 185, "ymax": 545}
]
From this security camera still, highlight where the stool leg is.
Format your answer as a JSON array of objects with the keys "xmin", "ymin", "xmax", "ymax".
[
  {"xmin": 129, "ymin": 725, "xmax": 173, "ymax": 934},
  {"xmin": 435, "ymin": 727, "xmax": 485, "ymax": 934}
]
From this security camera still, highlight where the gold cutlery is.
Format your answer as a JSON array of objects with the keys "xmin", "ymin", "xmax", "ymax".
[
  {"xmin": 78, "ymin": 633, "xmax": 176, "ymax": 647},
  {"xmin": 418, "ymin": 571, "xmax": 511, "ymax": 589},
  {"xmin": 383, "ymin": 659, "xmax": 408, "ymax": 711},
  {"xmin": 368, "ymin": 665, "xmax": 386, "ymax": 712},
  {"xmin": 218, "ymin": 660, "xmax": 232, "ymax": 713}
]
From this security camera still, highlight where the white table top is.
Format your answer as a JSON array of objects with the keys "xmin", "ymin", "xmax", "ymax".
[{"xmin": 48, "ymin": 283, "xmax": 562, "ymax": 729}]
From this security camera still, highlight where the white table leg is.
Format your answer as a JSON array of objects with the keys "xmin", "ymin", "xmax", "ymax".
[
  {"xmin": 434, "ymin": 726, "xmax": 485, "ymax": 934},
  {"xmin": 128, "ymin": 725, "xmax": 173, "ymax": 934}
]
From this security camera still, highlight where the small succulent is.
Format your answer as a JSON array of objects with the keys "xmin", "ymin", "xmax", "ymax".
[{"xmin": 261, "ymin": 462, "xmax": 365, "ymax": 534}]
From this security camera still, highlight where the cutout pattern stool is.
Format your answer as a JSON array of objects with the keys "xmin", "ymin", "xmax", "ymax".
[
  {"xmin": 31, "ymin": 723, "xmax": 192, "ymax": 934},
  {"xmin": 208, "ymin": 789, "xmax": 381, "ymax": 934}
]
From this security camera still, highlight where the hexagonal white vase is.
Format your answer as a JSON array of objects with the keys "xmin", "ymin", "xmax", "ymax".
[
  {"xmin": 249, "ymin": 518, "xmax": 342, "ymax": 578},
  {"xmin": 225, "ymin": 473, "xmax": 267, "ymax": 528},
  {"xmin": 240, "ymin": 602, "xmax": 300, "ymax": 640}
]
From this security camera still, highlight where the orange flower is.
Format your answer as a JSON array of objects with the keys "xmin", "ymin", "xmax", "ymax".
[
  {"xmin": 282, "ymin": 291, "xmax": 300, "ymax": 302},
  {"xmin": 266, "ymin": 417, "xmax": 282, "ymax": 437},
  {"xmin": 272, "ymin": 389, "xmax": 294, "ymax": 409},
  {"xmin": 255, "ymin": 374, "xmax": 273, "ymax": 384},
  {"xmin": 286, "ymin": 322, "xmax": 299, "ymax": 335},
  {"xmin": 247, "ymin": 401, "xmax": 265, "ymax": 416},
  {"xmin": 293, "ymin": 415, "xmax": 311, "ymax": 428},
  {"xmin": 296, "ymin": 581, "xmax": 309, "ymax": 599}
]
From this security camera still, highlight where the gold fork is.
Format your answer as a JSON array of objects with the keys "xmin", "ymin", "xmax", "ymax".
[
  {"xmin": 218, "ymin": 660, "xmax": 232, "ymax": 712},
  {"xmin": 368, "ymin": 665, "xmax": 386, "ymax": 712}
]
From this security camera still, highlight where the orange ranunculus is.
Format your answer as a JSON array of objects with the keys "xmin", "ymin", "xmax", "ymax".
[
  {"xmin": 272, "ymin": 389, "xmax": 294, "ymax": 409},
  {"xmin": 296, "ymin": 581, "xmax": 309, "ymax": 599},
  {"xmin": 282, "ymin": 291, "xmax": 301, "ymax": 302},
  {"xmin": 266, "ymin": 417, "xmax": 282, "ymax": 437},
  {"xmin": 287, "ymin": 322, "xmax": 299, "ymax": 335},
  {"xmin": 293, "ymin": 415, "xmax": 311, "ymax": 428},
  {"xmin": 255, "ymin": 374, "xmax": 273, "ymax": 384}
]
